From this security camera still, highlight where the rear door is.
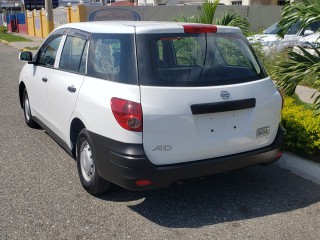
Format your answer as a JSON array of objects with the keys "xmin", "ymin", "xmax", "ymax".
[
  {"xmin": 47, "ymin": 30, "xmax": 89, "ymax": 143},
  {"xmin": 137, "ymin": 30, "xmax": 282, "ymax": 166}
]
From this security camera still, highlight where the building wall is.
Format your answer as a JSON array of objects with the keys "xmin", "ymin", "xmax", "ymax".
[
  {"xmin": 81, "ymin": 5, "xmax": 283, "ymax": 31},
  {"xmin": 26, "ymin": 4, "xmax": 282, "ymax": 37},
  {"xmin": 84, "ymin": 5, "xmax": 281, "ymax": 31},
  {"xmin": 0, "ymin": 13, "xmax": 4, "ymax": 26}
]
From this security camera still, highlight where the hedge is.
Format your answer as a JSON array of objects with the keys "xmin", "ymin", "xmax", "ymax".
[
  {"xmin": 281, "ymin": 97, "xmax": 320, "ymax": 161},
  {"xmin": 0, "ymin": 26, "xmax": 8, "ymax": 34}
]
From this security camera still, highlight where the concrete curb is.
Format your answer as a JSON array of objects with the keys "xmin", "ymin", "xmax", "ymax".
[
  {"xmin": 0, "ymin": 39, "xmax": 9, "ymax": 45},
  {"xmin": 276, "ymin": 151, "xmax": 320, "ymax": 185}
]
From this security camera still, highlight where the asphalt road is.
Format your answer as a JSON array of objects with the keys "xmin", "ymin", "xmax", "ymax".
[{"xmin": 1, "ymin": 43, "xmax": 320, "ymax": 239}]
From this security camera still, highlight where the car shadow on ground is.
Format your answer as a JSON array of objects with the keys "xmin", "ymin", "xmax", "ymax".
[{"xmin": 98, "ymin": 164, "xmax": 320, "ymax": 228}]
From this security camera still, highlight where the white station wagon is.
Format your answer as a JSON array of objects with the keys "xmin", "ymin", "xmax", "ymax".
[{"xmin": 19, "ymin": 21, "xmax": 284, "ymax": 195}]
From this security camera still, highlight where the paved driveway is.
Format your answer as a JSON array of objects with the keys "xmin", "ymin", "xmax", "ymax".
[{"xmin": 1, "ymin": 43, "xmax": 320, "ymax": 239}]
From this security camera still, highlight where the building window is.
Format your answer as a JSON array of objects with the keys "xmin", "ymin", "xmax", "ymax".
[
  {"xmin": 278, "ymin": 0, "xmax": 286, "ymax": 5},
  {"xmin": 231, "ymin": 1, "xmax": 242, "ymax": 5}
]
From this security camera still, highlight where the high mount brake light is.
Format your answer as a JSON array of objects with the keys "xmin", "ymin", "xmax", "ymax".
[
  {"xmin": 183, "ymin": 25, "xmax": 217, "ymax": 34},
  {"xmin": 110, "ymin": 97, "xmax": 143, "ymax": 132}
]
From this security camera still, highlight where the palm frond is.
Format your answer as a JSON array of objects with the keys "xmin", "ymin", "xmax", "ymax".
[
  {"xmin": 173, "ymin": 0, "xmax": 250, "ymax": 35},
  {"xmin": 198, "ymin": 0, "xmax": 219, "ymax": 24},
  {"xmin": 173, "ymin": 12, "xmax": 199, "ymax": 23},
  {"xmin": 273, "ymin": 46, "xmax": 320, "ymax": 112},
  {"xmin": 277, "ymin": 0, "xmax": 320, "ymax": 38},
  {"xmin": 215, "ymin": 10, "xmax": 250, "ymax": 36}
]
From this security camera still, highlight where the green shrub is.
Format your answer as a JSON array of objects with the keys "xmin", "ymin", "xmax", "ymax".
[
  {"xmin": 0, "ymin": 26, "xmax": 8, "ymax": 34},
  {"xmin": 281, "ymin": 97, "xmax": 320, "ymax": 161}
]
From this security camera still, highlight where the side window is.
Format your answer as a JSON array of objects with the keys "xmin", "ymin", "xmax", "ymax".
[
  {"xmin": 86, "ymin": 34, "xmax": 137, "ymax": 84},
  {"xmin": 88, "ymin": 38, "xmax": 121, "ymax": 82},
  {"xmin": 59, "ymin": 36, "xmax": 87, "ymax": 73},
  {"xmin": 304, "ymin": 21, "xmax": 320, "ymax": 33},
  {"xmin": 38, "ymin": 35, "xmax": 62, "ymax": 67}
]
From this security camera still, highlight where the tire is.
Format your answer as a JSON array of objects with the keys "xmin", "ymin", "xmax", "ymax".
[
  {"xmin": 76, "ymin": 128, "xmax": 111, "ymax": 195},
  {"xmin": 23, "ymin": 89, "xmax": 38, "ymax": 128}
]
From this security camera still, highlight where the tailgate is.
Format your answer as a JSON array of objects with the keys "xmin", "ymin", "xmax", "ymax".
[{"xmin": 141, "ymin": 79, "xmax": 282, "ymax": 165}]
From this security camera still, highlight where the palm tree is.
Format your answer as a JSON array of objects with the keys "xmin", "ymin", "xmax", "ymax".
[
  {"xmin": 174, "ymin": 0, "xmax": 250, "ymax": 36},
  {"xmin": 275, "ymin": 0, "xmax": 320, "ymax": 113},
  {"xmin": 274, "ymin": 47, "xmax": 320, "ymax": 112},
  {"xmin": 277, "ymin": 0, "xmax": 320, "ymax": 38}
]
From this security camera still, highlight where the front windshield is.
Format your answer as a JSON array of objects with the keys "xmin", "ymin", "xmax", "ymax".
[
  {"xmin": 263, "ymin": 21, "xmax": 302, "ymax": 35},
  {"xmin": 263, "ymin": 22, "xmax": 280, "ymax": 34},
  {"xmin": 287, "ymin": 21, "xmax": 302, "ymax": 35}
]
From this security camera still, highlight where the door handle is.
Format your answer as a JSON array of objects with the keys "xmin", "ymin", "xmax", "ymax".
[
  {"xmin": 42, "ymin": 77, "xmax": 48, "ymax": 82},
  {"xmin": 67, "ymin": 85, "xmax": 76, "ymax": 93}
]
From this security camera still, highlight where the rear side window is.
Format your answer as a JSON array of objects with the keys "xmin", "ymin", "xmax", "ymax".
[
  {"xmin": 59, "ymin": 36, "xmax": 87, "ymax": 73},
  {"xmin": 303, "ymin": 21, "xmax": 320, "ymax": 33},
  {"xmin": 136, "ymin": 32, "xmax": 267, "ymax": 87},
  {"xmin": 87, "ymin": 34, "xmax": 137, "ymax": 85}
]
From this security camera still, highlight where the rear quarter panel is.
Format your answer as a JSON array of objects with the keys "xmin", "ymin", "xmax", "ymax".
[{"xmin": 73, "ymin": 77, "xmax": 142, "ymax": 144}]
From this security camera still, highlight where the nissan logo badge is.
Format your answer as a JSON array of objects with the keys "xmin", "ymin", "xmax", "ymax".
[{"xmin": 220, "ymin": 91, "xmax": 230, "ymax": 100}]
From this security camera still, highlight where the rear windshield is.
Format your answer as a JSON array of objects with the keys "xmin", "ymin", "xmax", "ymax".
[{"xmin": 136, "ymin": 32, "xmax": 267, "ymax": 87}]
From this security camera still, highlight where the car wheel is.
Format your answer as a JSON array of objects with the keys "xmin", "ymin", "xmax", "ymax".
[
  {"xmin": 76, "ymin": 128, "xmax": 111, "ymax": 195},
  {"xmin": 23, "ymin": 89, "xmax": 38, "ymax": 128}
]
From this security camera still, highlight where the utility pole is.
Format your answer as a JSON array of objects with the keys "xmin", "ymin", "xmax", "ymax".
[{"xmin": 45, "ymin": 0, "xmax": 54, "ymax": 33}]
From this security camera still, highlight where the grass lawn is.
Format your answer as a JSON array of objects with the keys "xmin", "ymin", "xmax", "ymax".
[
  {"xmin": 0, "ymin": 33, "xmax": 32, "ymax": 42},
  {"xmin": 24, "ymin": 46, "xmax": 39, "ymax": 50}
]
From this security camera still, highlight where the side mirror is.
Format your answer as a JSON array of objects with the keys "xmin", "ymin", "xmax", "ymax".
[
  {"xmin": 19, "ymin": 51, "xmax": 33, "ymax": 62},
  {"xmin": 304, "ymin": 30, "xmax": 314, "ymax": 37}
]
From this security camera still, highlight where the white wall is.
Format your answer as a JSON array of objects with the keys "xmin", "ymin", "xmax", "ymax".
[{"xmin": 85, "ymin": 5, "xmax": 282, "ymax": 31}]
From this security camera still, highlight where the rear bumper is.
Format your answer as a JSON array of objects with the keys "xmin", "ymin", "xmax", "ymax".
[{"xmin": 89, "ymin": 126, "xmax": 285, "ymax": 190}]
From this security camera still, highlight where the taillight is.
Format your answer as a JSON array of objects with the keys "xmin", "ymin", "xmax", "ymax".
[
  {"xmin": 274, "ymin": 151, "xmax": 283, "ymax": 161},
  {"xmin": 110, "ymin": 97, "xmax": 143, "ymax": 132},
  {"xmin": 183, "ymin": 25, "xmax": 217, "ymax": 34}
]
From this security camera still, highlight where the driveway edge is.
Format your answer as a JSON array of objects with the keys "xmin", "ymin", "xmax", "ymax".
[{"xmin": 276, "ymin": 151, "xmax": 320, "ymax": 184}]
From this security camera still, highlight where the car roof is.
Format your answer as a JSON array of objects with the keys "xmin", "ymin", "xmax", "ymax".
[{"xmin": 55, "ymin": 21, "xmax": 242, "ymax": 34}]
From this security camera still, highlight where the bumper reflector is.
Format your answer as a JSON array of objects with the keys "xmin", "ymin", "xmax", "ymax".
[
  {"xmin": 135, "ymin": 180, "xmax": 152, "ymax": 187},
  {"xmin": 275, "ymin": 151, "xmax": 283, "ymax": 160}
]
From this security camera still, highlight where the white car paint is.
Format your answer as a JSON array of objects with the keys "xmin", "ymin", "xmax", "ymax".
[
  {"xmin": 141, "ymin": 78, "xmax": 281, "ymax": 165},
  {"xmin": 74, "ymin": 76, "xmax": 143, "ymax": 145},
  {"xmin": 19, "ymin": 22, "xmax": 282, "ymax": 162},
  {"xmin": 248, "ymin": 21, "xmax": 320, "ymax": 54},
  {"xmin": 18, "ymin": 22, "xmax": 283, "ymax": 186},
  {"xmin": 298, "ymin": 32, "xmax": 320, "ymax": 48},
  {"xmin": 27, "ymin": 65, "xmax": 53, "ymax": 126}
]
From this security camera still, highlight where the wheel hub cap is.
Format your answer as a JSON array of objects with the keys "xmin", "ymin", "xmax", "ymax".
[
  {"xmin": 80, "ymin": 142, "xmax": 95, "ymax": 182},
  {"xmin": 24, "ymin": 97, "xmax": 31, "ymax": 121}
]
